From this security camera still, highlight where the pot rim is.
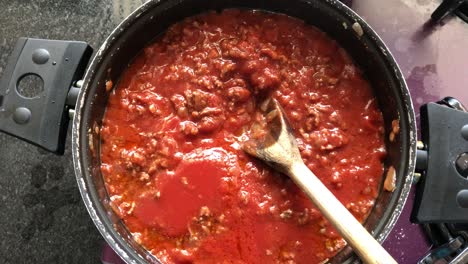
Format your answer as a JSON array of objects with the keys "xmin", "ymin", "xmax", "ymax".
[
  {"xmin": 72, "ymin": 2, "xmax": 161, "ymax": 263},
  {"xmin": 72, "ymin": 0, "xmax": 417, "ymax": 263}
]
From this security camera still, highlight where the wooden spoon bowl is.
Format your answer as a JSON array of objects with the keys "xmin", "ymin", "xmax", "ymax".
[{"xmin": 243, "ymin": 98, "xmax": 397, "ymax": 264}]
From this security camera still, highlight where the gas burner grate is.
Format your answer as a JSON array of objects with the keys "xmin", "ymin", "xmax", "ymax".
[
  {"xmin": 420, "ymin": 223, "xmax": 468, "ymax": 263},
  {"xmin": 456, "ymin": 2, "xmax": 468, "ymax": 22},
  {"xmin": 432, "ymin": 0, "xmax": 468, "ymax": 23}
]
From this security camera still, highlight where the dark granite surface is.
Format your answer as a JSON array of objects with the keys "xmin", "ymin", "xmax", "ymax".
[{"xmin": 0, "ymin": 1, "xmax": 144, "ymax": 263}]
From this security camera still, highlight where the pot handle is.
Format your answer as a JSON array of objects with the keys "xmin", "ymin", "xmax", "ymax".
[
  {"xmin": 0, "ymin": 38, "xmax": 92, "ymax": 154},
  {"xmin": 412, "ymin": 97, "xmax": 468, "ymax": 223}
]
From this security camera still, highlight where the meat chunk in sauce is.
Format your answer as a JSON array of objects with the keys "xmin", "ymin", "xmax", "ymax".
[{"xmin": 100, "ymin": 9, "xmax": 386, "ymax": 264}]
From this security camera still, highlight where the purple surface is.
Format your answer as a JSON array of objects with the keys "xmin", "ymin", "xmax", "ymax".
[
  {"xmin": 352, "ymin": 0, "xmax": 468, "ymax": 263},
  {"xmin": 102, "ymin": 244, "xmax": 126, "ymax": 264},
  {"xmin": 102, "ymin": 1, "xmax": 468, "ymax": 263}
]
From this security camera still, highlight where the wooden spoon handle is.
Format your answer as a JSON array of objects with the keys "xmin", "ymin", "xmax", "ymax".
[{"xmin": 289, "ymin": 162, "xmax": 397, "ymax": 264}]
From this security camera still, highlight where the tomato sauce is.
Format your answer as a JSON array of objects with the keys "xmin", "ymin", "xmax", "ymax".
[{"xmin": 100, "ymin": 10, "xmax": 386, "ymax": 264}]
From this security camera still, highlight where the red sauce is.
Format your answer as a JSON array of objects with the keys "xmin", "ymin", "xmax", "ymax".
[{"xmin": 100, "ymin": 10, "xmax": 386, "ymax": 264}]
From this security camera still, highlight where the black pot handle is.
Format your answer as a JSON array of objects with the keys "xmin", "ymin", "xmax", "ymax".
[
  {"xmin": 412, "ymin": 97, "xmax": 468, "ymax": 223},
  {"xmin": 0, "ymin": 38, "xmax": 92, "ymax": 154}
]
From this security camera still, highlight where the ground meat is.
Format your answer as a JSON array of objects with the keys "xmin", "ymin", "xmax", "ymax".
[{"xmin": 100, "ymin": 9, "xmax": 386, "ymax": 264}]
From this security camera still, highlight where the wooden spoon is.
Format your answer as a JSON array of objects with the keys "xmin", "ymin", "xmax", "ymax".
[{"xmin": 243, "ymin": 98, "xmax": 397, "ymax": 264}]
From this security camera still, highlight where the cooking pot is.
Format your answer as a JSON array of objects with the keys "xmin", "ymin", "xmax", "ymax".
[{"xmin": 0, "ymin": 0, "xmax": 418, "ymax": 263}]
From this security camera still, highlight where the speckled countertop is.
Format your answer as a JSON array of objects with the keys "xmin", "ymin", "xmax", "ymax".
[{"xmin": 0, "ymin": 1, "xmax": 145, "ymax": 263}]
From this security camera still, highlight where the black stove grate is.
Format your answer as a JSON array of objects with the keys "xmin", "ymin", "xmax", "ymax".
[
  {"xmin": 455, "ymin": 2, "xmax": 468, "ymax": 22},
  {"xmin": 432, "ymin": 0, "xmax": 468, "ymax": 23},
  {"xmin": 420, "ymin": 224, "xmax": 468, "ymax": 263}
]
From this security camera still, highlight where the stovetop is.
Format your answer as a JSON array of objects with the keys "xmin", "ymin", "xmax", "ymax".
[{"xmin": 0, "ymin": 0, "xmax": 467, "ymax": 263}]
